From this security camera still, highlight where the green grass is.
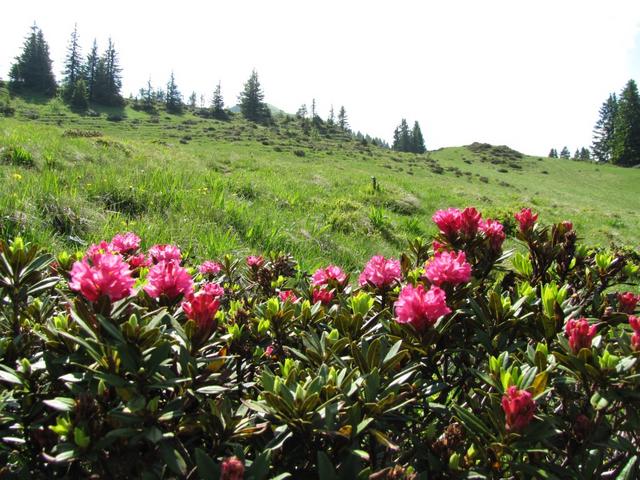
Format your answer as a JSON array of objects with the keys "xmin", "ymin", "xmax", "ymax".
[{"xmin": 1, "ymin": 97, "xmax": 639, "ymax": 271}]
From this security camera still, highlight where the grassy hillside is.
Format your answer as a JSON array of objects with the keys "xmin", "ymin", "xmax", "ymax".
[{"xmin": 1, "ymin": 96, "xmax": 639, "ymax": 270}]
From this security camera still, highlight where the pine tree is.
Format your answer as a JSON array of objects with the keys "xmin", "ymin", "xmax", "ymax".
[
  {"xmin": 611, "ymin": 79, "xmax": 640, "ymax": 167},
  {"xmin": 411, "ymin": 121, "xmax": 426, "ymax": 153},
  {"xmin": 211, "ymin": 81, "xmax": 227, "ymax": 120},
  {"xmin": 573, "ymin": 149, "xmax": 580, "ymax": 160},
  {"xmin": 85, "ymin": 39, "xmax": 99, "ymax": 102},
  {"xmin": 579, "ymin": 147, "xmax": 591, "ymax": 161},
  {"xmin": 238, "ymin": 69, "xmax": 270, "ymax": 122},
  {"xmin": 69, "ymin": 78, "xmax": 88, "ymax": 110},
  {"xmin": 560, "ymin": 146, "xmax": 571, "ymax": 159},
  {"xmin": 92, "ymin": 39, "xmax": 123, "ymax": 106},
  {"xmin": 296, "ymin": 104, "xmax": 307, "ymax": 120},
  {"xmin": 62, "ymin": 24, "xmax": 83, "ymax": 100},
  {"xmin": 392, "ymin": 119, "xmax": 412, "ymax": 152},
  {"xmin": 591, "ymin": 93, "xmax": 618, "ymax": 163},
  {"xmin": 311, "ymin": 98, "xmax": 316, "ymax": 118},
  {"xmin": 338, "ymin": 106, "xmax": 349, "ymax": 131},
  {"xmin": 165, "ymin": 71, "xmax": 183, "ymax": 113},
  {"xmin": 327, "ymin": 105, "xmax": 335, "ymax": 126},
  {"xmin": 188, "ymin": 91, "xmax": 197, "ymax": 109},
  {"xmin": 548, "ymin": 148, "xmax": 558, "ymax": 158},
  {"xmin": 9, "ymin": 24, "xmax": 57, "ymax": 96}
]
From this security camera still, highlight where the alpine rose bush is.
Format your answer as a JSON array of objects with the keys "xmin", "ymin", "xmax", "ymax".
[
  {"xmin": 69, "ymin": 252, "xmax": 135, "ymax": 303},
  {"xmin": 479, "ymin": 218, "xmax": 506, "ymax": 250},
  {"xmin": 198, "ymin": 260, "xmax": 221, "ymax": 275},
  {"xmin": 312, "ymin": 288, "xmax": 334, "ymax": 305},
  {"xmin": 149, "ymin": 244, "xmax": 182, "ymax": 264},
  {"xmin": 181, "ymin": 290, "xmax": 220, "ymax": 332},
  {"xmin": 279, "ymin": 290, "xmax": 299, "ymax": 303},
  {"xmin": 221, "ymin": 456, "xmax": 245, "ymax": 480},
  {"xmin": 618, "ymin": 292, "xmax": 639, "ymax": 313},
  {"xmin": 246, "ymin": 255, "xmax": 264, "ymax": 268},
  {"xmin": 565, "ymin": 318, "xmax": 597, "ymax": 353},
  {"xmin": 630, "ymin": 316, "xmax": 640, "ymax": 351},
  {"xmin": 358, "ymin": 255, "xmax": 401, "ymax": 289},
  {"xmin": 432, "ymin": 208, "xmax": 462, "ymax": 238},
  {"xmin": 311, "ymin": 265, "xmax": 347, "ymax": 287},
  {"xmin": 394, "ymin": 284, "xmax": 451, "ymax": 330},
  {"xmin": 514, "ymin": 208, "xmax": 538, "ymax": 234},
  {"xmin": 425, "ymin": 250, "xmax": 472, "ymax": 286},
  {"xmin": 144, "ymin": 260, "xmax": 193, "ymax": 299},
  {"xmin": 108, "ymin": 232, "xmax": 141, "ymax": 255},
  {"xmin": 502, "ymin": 386, "xmax": 536, "ymax": 432}
]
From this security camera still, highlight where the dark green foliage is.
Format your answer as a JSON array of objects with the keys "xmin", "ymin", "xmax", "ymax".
[
  {"xmin": 548, "ymin": 148, "xmax": 558, "ymax": 158},
  {"xmin": 91, "ymin": 38, "xmax": 123, "ymax": 106},
  {"xmin": 210, "ymin": 82, "xmax": 228, "ymax": 120},
  {"xmin": 8, "ymin": 24, "xmax": 57, "ymax": 96},
  {"xmin": 612, "ymin": 79, "xmax": 640, "ymax": 167},
  {"xmin": 560, "ymin": 146, "xmax": 571, "ymax": 159},
  {"xmin": 69, "ymin": 78, "xmax": 89, "ymax": 111},
  {"xmin": 85, "ymin": 40, "xmax": 99, "ymax": 102},
  {"xmin": 393, "ymin": 118, "xmax": 427, "ymax": 153},
  {"xmin": 338, "ymin": 105, "xmax": 348, "ymax": 131},
  {"xmin": 165, "ymin": 71, "xmax": 183, "ymax": 114},
  {"xmin": 579, "ymin": 147, "xmax": 591, "ymax": 161},
  {"xmin": 411, "ymin": 120, "xmax": 426, "ymax": 153},
  {"xmin": 62, "ymin": 24, "xmax": 83, "ymax": 101},
  {"xmin": 238, "ymin": 69, "xmax": 270, "ymax": 123},
  {"xmin": 592, "ymin": 93, "xmax": 617, "ymax": 163}
]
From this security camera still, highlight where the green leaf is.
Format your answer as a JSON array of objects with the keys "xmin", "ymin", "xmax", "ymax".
[
  {"xmin": 44, "ymin": 397, "xmax": 76, "ymax": 412},
  {"xmin": 452, "ymin": 405, "xmax": 492, "ymax": 439},
  {"xmin": 249, "ymin": 451, "xmax": 270, "ymax": 480},
  {"xmin": 369, "ymin": 429, "xmax": 399, "ymax": 451},
  {"xmin": 159, "ymin": 442, "xmax": 187, "ymax": 476},
  {"xmin": 196, "ymin": 385, "xmax": 229, "ymax": 395},
  {"xmin": 0, "ymin": 369, "xmax": 22, "ymax": 385},
  {"xmin": 317, "ymin": 451, "xmax": 338, "ymax": 480},
  {"xmin": 616, "ymin": 455, "xmax": 638, "ymax": 480},
  {"xmin": 195, "ymin": 448, "xmax": 220, "ymax": 480}
]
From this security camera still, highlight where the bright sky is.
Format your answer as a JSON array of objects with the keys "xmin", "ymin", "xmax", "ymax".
[{"xmin": 2, "ymin": 1, "xmax": 640, "ymax": 155}]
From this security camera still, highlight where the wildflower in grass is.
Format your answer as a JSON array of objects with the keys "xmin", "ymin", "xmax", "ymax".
[
  {"xmin": 460, "ymin": 207, "xmax": 482, "ymax": 236},
  {"xmin": 221, "ymin": 456, "xmax": 244, "ymax": 480},
  {"xmin": 246, "ymin": 255, "xmax": 264, "ymax": 268},
  {"xmin": 561, "ymin": 221, "xmax": 573, "ymax": 232},
  {"xmin": 201, "ymin": 282, "xmax": 224, "ymax": 298},
  {"xmin": 618, "ymin": 292, "xmax": 639, "ymax": 314},
  {"xmin": 144, "ymin": 260, "xmax": 193, "ymax": 300},
  {"xmin": 181, "ymin": 289, "xmax": 220, "ymax": 333},
  {"xmin": 85, "ymin": 241, "xmax": 113, "ymax": 260},
  {"xmin": 394, "ymin": 284, "xmax": 451, "ymax": 331},
  {"xmin": 479, "ymin": 219, "xmax": 506, "ymax": 250},
  {"xmin": 312, "ymin": 265, "xmax": 347, "ymax": 287},
  {"xmin": 279, "ymin": 290, "xmax": 299, "ymax": 303},
  {"xmin": 425, "ymin": 250, "xmax": 472, "ymax": 286},
  {"xmin": 69, "ymin": 252, "xmax": 134, "ymax": 303},
  {"xmin": 128, "ymin": 253, "xmax": 150, "ymax": 269},
  {"xmin": 358, "ymin": 255, "xmax": 401, "ymax": 289},
  {"xmin": 565, "ymin": 318, "xmax": 597, "ymax": 353},
  {"xmin": 312, "ymin": 288, "xmax": 334, "ymax": 305},
  {"xmin": 109, "ymin": 232, "xmax": 141, "ymax": 255},
  {"xmin": 432, "ymin": 208, "xmax": 462, "ymax": 237},
  {"xmin": 198, "ymin": 260, "xmax": 221, "ymax": 275},
  {"xmin": 629, "ymin": 316, "xmax": 640, "ymax": 351},
  {"xmin": 149, "ymin": 244, "xmax": 182, "ymax": 264},
  {"xmin": 502, "ymin": 386, "xmax": 536, "ymax": 431},
  {"xmin": 514, "ymin": 208, "xmax": 538, "ymax": 234}
]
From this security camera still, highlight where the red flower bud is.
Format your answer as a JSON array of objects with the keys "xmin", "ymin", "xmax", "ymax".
[
  {"xmin": 501, "ymin": 386, "xmax": 536, "ymax": 431},
  {"xmin": 221, "ymin": 456, "xmax": 244, "ymax": 480},
  {"xmin": 564, "ymin": 318, "xmax": 597, "ymax": 354}
]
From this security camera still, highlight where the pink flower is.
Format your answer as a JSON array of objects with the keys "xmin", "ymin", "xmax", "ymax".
[
  {"xmin": 561, "ymin": 221, "xmax": 573, "ymax": 231},
  {"xmin": 432, "ymin": 240, "xmax": 447, "ymax": 252},
  {"xmin": 144, "ymin": 261, "xmax": 193, "ymax": 300},
  {"xmin": 394, "ymin": 284, "xmax": 451, "ymax": 331},
  {"xmin": 514, "ymin": 208, "xmax": 538, "ymax": 234},
  {"xmin": 181, "ymin": 290, "xmax": 220, "ymax": 332},
  {"xmin": 312, "ymin": 288, "xmax": 334, "ymax": 305},
  {"xmin": 198, "ymin": 261, "xmax": 221, "ymax": 275},
  {"xmin": 149, "ymin": 244, "xmax": 182, "ymax": 264},
  {"xmin": 460, "ymin": 207, "xmax": 482, "ymax": 237},
  {"xmin": 85, "ymin": 241, "xmax": 113, "ymax": 261},
  {"xmin": 502, "ymin": 386, "xmax": 536, "ymax": 431},
  {"xmin": 358, "ymin": 255, "xmax": 401, "ymax": 289},
  {"xmin": 109, "ymin": 232, "xmax": 141, "ymax": 255},
  {"xmin": 265, "ymin": 345, "xmax": 275, "ymax": 357},
  {"xmin": 618, "ymin": 292, "xmax": 639, "ymax": 314},
  {"xmin": 246, "ymin": 255, "xmax": 264, "ymax": 268},
  {"xmin": 69, "ymin": 252, "xmax": 135, "ymax": 303},
  {"xmin": 312, "ymin": 265, "xmax": 347, "ymax": 287},
  {"xmin": 479, "ymin": 219, "xmax": 506, "ymax": 250},
  {"xmin": 128, "ymin": 253, "xmax": 151, "ymax": 269},
  {"xmin": 221, "ymin": 456, "xmax": 244, "ymax": 480},
  {"xmin": 630, "ymin": 316, "xmax": 640, "ymax": 351},
  {"xmin": 565, "ymin": 318, "xmax": 597, "ymax": 353},
  {"xmin": 201, "ymin": 282, "xmax": 224, "ymax": 298},
  {"xmin": 279, "ymin": 290, "xmax": 299, "ymax": 303},
  {"xmin": 425, "ymin": 250, "xmax": 472, "ymax": 286},
  {"xmin": 432, "ymin": 208, "xmax": 462, "ymax": 237}
]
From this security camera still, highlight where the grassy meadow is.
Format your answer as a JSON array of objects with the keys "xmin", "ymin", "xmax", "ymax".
[{"xmin": 1, "ymin": 96, "xmax": 639, "ymax": 271}]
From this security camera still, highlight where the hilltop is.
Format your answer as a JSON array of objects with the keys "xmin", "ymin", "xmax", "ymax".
[{"xmin": 1, "ymin": 97, "xmax": 639, "ymax": 270}]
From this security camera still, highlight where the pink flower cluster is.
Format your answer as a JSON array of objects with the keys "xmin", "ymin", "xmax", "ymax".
[
  {"xmin": 221, "ymin": 456, "xmax": 244, "ymax": 480},
  {"xmin": 313, "ymin": 288, "xmax": 334, "ymax": 305},
  {"xmin": 565, "ymin": 318, "xmax": 597, "ymax": 353},
  {"xmin": 279, "ymin": 290, "xmax": 299, "ymax": 303},
  {"xmin": 144, "ymin": 260, "xmax": 193, "ymax": 300},
  {"xmin": 630, "ymin": 316, "xmax": 640, "ymax": 351},
  {"xmin": 502, "ymin": 386, "xmax": 536, "ymax": 431},
  {"xmin": 514, "ymin": 208, "xmax": 538, "ymax": 234},
  {"xmin": 618, "ymin": 292, "xmax": 639, "ymax": 314},
  {"xmin": 149, "ymin": 244, "xmax": 182, "ymax": 264},
  {"xmin": 425, "ymin": 250, "xmax": 472, "ymax": 286},
  {"xmin": 432, "ymin": 207, "xmax": 505, "ymax": 249},
  {"xmin": 312, "ymin": 265, "xmax": 347, "ymax": 287},
  {"xmin": 479, "ymin": 219, "xmax": 506, "ymax": 250},
  {"xmin": 181, "ymin": 284, "xmax": 222, "ymax": 333},
  {"xmin": 198, "ymin": 261, "xmax": 221, "ymax": 275},
  {"xmin": 109, "ymin": 232, "xmax": 141, "ymax": 255},
  {"xmin": 69, "ymin": 252, "xmax": 135, "ymax": 303},
  {"xmin": 246, "ymin": 255, "xmax": 264, "ymax": 268},
  {"xmin": 358, "ymin": 255, "xmax": 401, "ymax": 289},
  {"xmin": 394, "ymin": 284, "xmax": 451, "ymax": 331}
]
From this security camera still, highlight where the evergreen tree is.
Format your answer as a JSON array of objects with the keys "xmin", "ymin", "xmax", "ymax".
[
  {"xmin": 548, "ymin": 148, "xmax": 558, "ymax": 158},
  {"xmin": 411, "ymin": 121, "xmax": 426, "ymax": 153},
  {"xmin": 69, "ymin": 78, "xmax": 89, "ymax": 110},
  {"xmin": 392, "ymin": 119, "xmax": 412, "ymax": 152},
  {"xmin": 311, "ymin": 98, "xmax": 317, "ymax": 118},
  {"xmin": 9, "ymin": 24, "xmax": 57, "ymax": 96},
  {"xmin": 338, "ymin": 106, "xmax": 349, "ymax": 131},
  {"xmin": 188, "ymin": 91, "xmax": 197, "ymax": 109},
  {"xmin": 591, "ymin": 93, "xmax": 618, "ymax": 163},
  {"xmin": 165, "ymin": 71, "xmax": 183, "ymax": 113},
  {"xmin": 612, "ymin": 79, "xmax": 640, "ymax": 167},
  {"xmin": 62, "ymin": 24, "xmax": 83, "ymax": 99},
  {"xmin": 92, "ymin": 38, "xmax": 123, "ymax": 106},
  {"xmin": 296, "ymin": 104, "xmax": 307, "ymax": 120},
  {"xmin": 211, "ymin": 81, "xmax": 227, "ymax": 120},
  {"xmin": 560, "ymin": 146, "xmax": 571, "ymax": 159},
  {"xmin": 238, "ymin": 69, "xmax": 270, "ymax": 122},
  {"xmin": 579, "ymin": 147, "xmax": 591, "ymax": 161},
  {"xmin": 327, "ymin": 105, "xmax": 335, "ymax": 126},
  {"xmin": 573, "ymin": 149, "xmax": 580, "ymax": 160},
  {"xmin": 85, "ymin": 39, "xmax": 99, "ymax": 102}
]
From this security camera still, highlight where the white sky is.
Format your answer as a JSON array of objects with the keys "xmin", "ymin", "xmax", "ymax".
[{"xmin": 2, "ymin": 0, "xmax": 640, "ymax": 155}]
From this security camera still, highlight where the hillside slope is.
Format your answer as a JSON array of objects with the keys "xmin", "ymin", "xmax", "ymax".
[{"xmin": 1, "ymin": 99, "xmax": 638, "ymax": 269}]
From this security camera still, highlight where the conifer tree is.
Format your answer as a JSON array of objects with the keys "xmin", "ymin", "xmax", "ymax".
[
  {"xmin": 69, "ymin": 78, "xmax": 89, "ymax": 110},
  {"xmin": 560, "ymin": 146, "xmax": 571, "ymax": 159},
  {"xmin": 573, "ymin": 149, "xmax": 580, "ymax": 160},
  {"xmin": 62, "ymin": 24, "xmax": 83, "ymax": 99},
  {"xmin": 211, "ymin": 81, "xmax": 227, "ymax": 120},
  {"xmin": 238, "ymin": 69, "xmax": 270, "ymax": 122},
  {"xmin": 611, "ymin": 79, "xmax": 640, "ymax": 167},
  {"xmin": 85, "ymin": 39, "xmax": 99, "ymax": 102},
  {"xmin": 591, "ymin": 93, "xmax": 618, "ymax": 163},
  {"xmin": 392, "ymin": 119, "xmax": 412, "ymax": 152},
  {"xmin": 338, "ymin": 106, "xmax": 349, "ymax": 131},
  {"xmin": 188, "ymin": 91, "xmax": 197, "ymax": 109},
  {"xmin": 327, "ymin": 105, "xmax": 335, "ymax": 126},
  {"xmin": 311, "ymin": 98, "xmax": 317, "ymax": 118},
  {"xmin": 579, "ymin": 147, "xmax": 591, "ymax": 161},
  {"xmin": 92, "ymin": 38, "xmax": 123, "ymax": 106},
  {"xmin": 9, "ymin": 24, "xmax": 57, "ymax": 96},
  {"xmin": 165, "ymin": 71, "xmax": 183, "ymax": 113},
  {"xmin": 296, "ymin": 104, "xmax": 307, "ymax": 120},
  {"xmin": 411, "ymin": 121, "xmax": 426, "ymax": 153},
  {"xmin": 548, "ymin": 148, "xmax": 558, "ymax": 158}
]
